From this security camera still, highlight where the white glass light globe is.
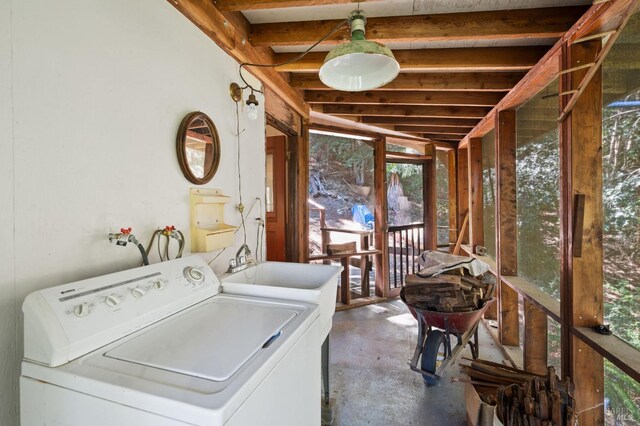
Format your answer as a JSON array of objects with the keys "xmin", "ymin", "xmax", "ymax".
[
  {"xmin": 246, "ymin": 103, "xmax": 258, "ymax": 121},
  {"xmin": 320, "ymin": 52, "xmax": 399, "ymax": 91}
]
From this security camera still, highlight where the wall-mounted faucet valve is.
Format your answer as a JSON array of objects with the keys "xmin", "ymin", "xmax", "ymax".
[{"xmin": 108, "ymin": 227, "xmax": 149, "ymax": 265}]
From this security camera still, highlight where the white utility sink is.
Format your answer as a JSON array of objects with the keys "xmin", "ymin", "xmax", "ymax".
[{"xmin": 220, "ymin": 262, "xmax": 342, "ymax": 339}]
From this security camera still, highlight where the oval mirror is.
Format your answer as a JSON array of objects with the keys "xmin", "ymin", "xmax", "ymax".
[{"xmin": 176, "ymin": 111, "xmax": 221, "ymax": 185}]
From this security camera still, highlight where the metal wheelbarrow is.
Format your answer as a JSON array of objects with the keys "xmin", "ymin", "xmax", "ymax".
[{"xmin": 401, "ymin": 286, "xmax": 496, "ymax": 386}]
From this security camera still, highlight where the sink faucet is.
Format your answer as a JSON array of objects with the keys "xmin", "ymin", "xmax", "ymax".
[
  {"xmin": 227, "ymin": 244, "xmax": 253, "ymax": 273},
  {"xmin": 236, "ymin": 244, "xmax": 252, "ymax": 263}
]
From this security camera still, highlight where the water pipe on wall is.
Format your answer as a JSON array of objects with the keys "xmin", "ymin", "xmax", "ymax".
[{"xmin": 143, "ymin": 226, "xmax": 185, "ymax": 264}]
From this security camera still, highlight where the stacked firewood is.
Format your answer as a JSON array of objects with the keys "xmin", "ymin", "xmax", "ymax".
[
  {"xmin": 459, "ymin": 359, "xmax": 576, "ymax": 426},
  {"xmin": 402, "ymin": 271, "xmax": 496, "ymax": 313}
]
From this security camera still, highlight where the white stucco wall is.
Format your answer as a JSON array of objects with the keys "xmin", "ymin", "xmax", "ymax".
[{"xmin": 0, "ymin": 1, "xmax": 266, "ymax": 423}]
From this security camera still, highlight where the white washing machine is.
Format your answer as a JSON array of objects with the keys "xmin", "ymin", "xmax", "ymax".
[{"xmin": 20, "ymin": 255, "xmax": 321, "ymax": 425}]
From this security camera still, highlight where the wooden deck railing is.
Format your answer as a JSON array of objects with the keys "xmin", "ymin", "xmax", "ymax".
[{"xmin": 388, "ymin": 223, "xmax": 425, "ymax": 291}]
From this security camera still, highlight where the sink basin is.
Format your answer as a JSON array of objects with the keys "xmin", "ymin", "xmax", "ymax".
[{"xmin": 220, "ymin": 262, "xmax": 342, "ymax": 339}]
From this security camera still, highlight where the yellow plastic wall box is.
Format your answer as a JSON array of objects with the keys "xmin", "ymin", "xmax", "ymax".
[{"xmin": 190, "ymin": 188, "xmax": 238, "ymax": 252}]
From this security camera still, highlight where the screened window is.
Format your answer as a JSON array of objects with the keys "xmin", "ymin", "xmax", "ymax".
[
  {"xmin": 307, "ymin": 133, "xmax": 375, "ymax": 254},
  {"xmin": 547, "ymin": 317, "xmax": 561, "ymax": 376},
  {"xmin": 516, "ymin": 80, "xmax": 561, "ymax": 300},
  {"xmin": 604, "ymin": 360, "xmax": 640, "ymax": 425},
  {"xmin": 482, "ymin": 130, "xmax": 496, "ymax": 259},
  {"xmin": 602, "ymin": 11, "xmax": 640, "ymax": 352},
  {"xmin": 436, "ymin": 151, "xmax": 450, "ymax": 249}
]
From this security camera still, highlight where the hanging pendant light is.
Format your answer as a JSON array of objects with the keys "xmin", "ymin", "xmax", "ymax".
[{"xmin": 319, "ymin": 10, "xmax": 400, "ymax": 92}]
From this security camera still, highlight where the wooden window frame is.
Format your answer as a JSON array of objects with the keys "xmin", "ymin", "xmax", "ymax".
[{"xmin": 457, "ymin": 3, "xmax": 640, "ymax": 421}]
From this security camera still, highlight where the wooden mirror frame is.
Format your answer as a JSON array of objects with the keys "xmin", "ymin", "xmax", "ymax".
[{"xmin": 176, "ymin": 111, "xmax": 221, "ymax": 185}]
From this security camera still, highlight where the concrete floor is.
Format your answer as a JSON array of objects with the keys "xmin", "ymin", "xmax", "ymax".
[{"xmin": 327, "ymin": 299, "xmax": 508, "ymax": 426}]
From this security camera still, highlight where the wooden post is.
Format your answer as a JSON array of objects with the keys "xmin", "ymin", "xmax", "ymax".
[
  {"xmin": 468, "ymin": 137, "xmax": 484, "ymax": 254},
  {"xmin": 374, "ymin": 138, "xmax": 389, "ymax": 298},
  {"xmin": 448, "ymin": 150, "xmax": 458, "ymax": 252},
  {"xmin": 340, "ymin": 257, "xmax": 350, "ymax": 305},
  {"xmin": 560, "ymin": 39, "xmax": 605, "ymax": 426},
  {"xmin": 286, "ymin": 120, "xmax": 310, "ymax": 263},
  {"xmin": 495, "ymin": 110, "xmax": 519, "ymax": 347},
  {"xmin": 524, "ymin": 300, "xmax": 548, "ymax": 375},
  {"xmin": 424, "ymin": 144, "xmax": 437, "ymax": 251},
  {"xmin": 457, "ymin": 147, "xmax": 470, "ymax": 245}
]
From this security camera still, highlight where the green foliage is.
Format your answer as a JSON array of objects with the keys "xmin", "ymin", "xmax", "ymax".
[
  {"xmin": 482, "ymin": 131, "xmax": 497, "ymax": 259},
  {"xmin": 604, "ymin": 360, "xmax": 640, "ymax": 425},
  {"xmin": 602, "ymin": 98, "xmax": 640, "ymax": 352},
  {"xmin": 386, "ymin": 162, "xmax": 423, "ymax": 197},
  {"xmin": 309, "ymin": 133, "xmax": 373, "ymax": 186},
  {"xmin": 515, "ymin": 130, "xmax": 561, "ymax": 299},
  {"xmin": 436, "ymin": 153, "xmax": 450, "ymax": 245}
]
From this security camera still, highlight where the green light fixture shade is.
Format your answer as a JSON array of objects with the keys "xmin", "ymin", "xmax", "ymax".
[{"xmin": 319, "ymin": 39, "xmax": 400, "ymax": 92}]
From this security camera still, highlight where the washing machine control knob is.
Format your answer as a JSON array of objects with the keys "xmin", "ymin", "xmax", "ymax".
[
  {"xmin": 73, "ymin": 302, "xmax": 90, "ymax": 317},
  {"xmin": 105, "ymin": 294, "xmax": 121, "ymax": 307},
  {"xmin": 153, "ymin": 280, "xmax": 166, "ymax": 291},
  {"xmin": 131, "ymin": 286, "xmax": 146, "ymax": 298},
  {"xmin": 184, "ymin": 267, "xmax": 204, "ymax": 285}
]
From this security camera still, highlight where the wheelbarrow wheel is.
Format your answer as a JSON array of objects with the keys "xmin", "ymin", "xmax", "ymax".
[{"xmin": 421, "ymin": 330, "xmax": 446, "ymax": 386}]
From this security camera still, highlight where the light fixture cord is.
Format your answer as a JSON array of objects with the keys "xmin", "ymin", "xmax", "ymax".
[
  {"xmin": 238, "ymin": 18, "xmax": 349, "ymax": 92},
  {"xmin": 235, "ymin": 101, "xmax": 248, "ymax": 245}
]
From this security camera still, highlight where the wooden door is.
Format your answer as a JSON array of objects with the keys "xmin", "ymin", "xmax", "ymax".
[{"xmin": 266, "ymin": 136, "xmax": 287, "ymax": 261}]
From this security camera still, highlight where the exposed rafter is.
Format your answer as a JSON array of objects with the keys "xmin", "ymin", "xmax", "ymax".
[
  {"xmin": 250, "ymin": 7, "xmax": 587, "ymax": 46},
  {"xmin": 394, "ymin": 126, "xmax": 470, "ymax": 135},
  {"xmin": 361, "ymin": 116, "xmax": 481, "ymax": 127},
  {"xmin": 421, "ymin": 134, "xmax": 462, "ymax": 141},
  {"xmin": 321, "ymin": 104, "xmax": 491, "ymax": 119},
  {"xmin": 214, "ymin": 0, "xmax": 376, "ymax": 11},
  {"xmin": 274, "ymin": 47, "xmax": 548, "ymax": 72},
  {"xmin": 290, "ymin": 72, "xmax": 526, "ymax": 91},
  {"xmin": 304, "ymin": 90, "xmax": 503, "ymax": 107}
]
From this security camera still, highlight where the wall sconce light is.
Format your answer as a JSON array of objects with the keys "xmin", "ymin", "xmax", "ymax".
[{"xmin": 229, "ymin": 82, "xmax": 260, "ymax": 121}]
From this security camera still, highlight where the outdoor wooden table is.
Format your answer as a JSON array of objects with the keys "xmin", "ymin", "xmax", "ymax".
[
  {"xmin": 320, "ymin": 227, "xmax": 374, "ymax": 289},
  {"xmin": 309, "ymin": 249, "xmax": 381, "ymax": 304}
]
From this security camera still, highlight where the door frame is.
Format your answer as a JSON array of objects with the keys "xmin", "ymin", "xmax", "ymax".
[
  {"xmin": 266, "ymin": 114, "xmax": 307, "ymax": 263},
  {"xmin": 384, "ymin": 148, "xmax": 437, "ymax": 297}
]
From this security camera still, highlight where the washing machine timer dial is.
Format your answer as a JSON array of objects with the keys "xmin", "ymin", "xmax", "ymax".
[
  {"xmin": 105, "ymin": 293, "xmax": 121, "ymax": 308},
  {"xmin": 153, "ymin": 279, "xmax": 167, "ymax": 291},
  {"xmin": 73, "ymin": 302, "xmax": 90, "ymax": 317},
  {"xmin": 130, "ymin": 286, "xmax": 146, "ymax": 298},
  {"xmin": 183, "ymin": 266, "xmax": 204, "ymax": 285}
]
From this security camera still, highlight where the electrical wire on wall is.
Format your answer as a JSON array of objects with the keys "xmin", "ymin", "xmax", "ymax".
[
  {"xmin": 226, "ymin": 20, "xmax": 349, "ymax": 266},
  {"xmin": 237, "ymin": 18, "xmax": 348, "ymax": 95},
  {"xmin": 234, "ymin": 101, "xmax": 248, "ymax": 247},
  {"xmin": 206, "ymin": 197, "xmax": 264, "ymax": 267}
]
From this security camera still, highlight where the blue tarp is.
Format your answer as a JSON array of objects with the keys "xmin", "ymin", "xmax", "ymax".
[{"xmin": 352, "ymin": 204, "xmax": 374, "ymax": 229}]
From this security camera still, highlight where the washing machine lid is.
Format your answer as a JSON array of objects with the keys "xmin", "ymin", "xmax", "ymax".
[{"xmin": 104, "ymin": 298, "xmax": 297, "ymax": 382}]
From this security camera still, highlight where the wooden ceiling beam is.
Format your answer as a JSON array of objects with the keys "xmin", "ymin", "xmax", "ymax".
[
  {"xmin": 290, "ymin": 72, "xmax": 526, "ymax": 91},
  {"xmin": 461, "ymin": 0, "xmax": 637, "ymax": 146},
  {"xmin": 166, "ymin": 0, "xmax": 308, "ymax": 117},
  {"xmin": 304, "ymin": 90, "xmax": 503, "ymax": 107},
  {"xmin": 250, "ymin": 7, "xmax": 587, "ymax": 46},
  {"xmin": 275, "ymin": 47, "xmax": 548, "ymax": 72},
  {"xmin": 421, "ymin": 134, "xmax": 462, "ymax": 141},
  {"xmin": 214, "ymin": 0, "xmax": 378, "ymax": 11},
  {"xmin": 394, "ymin": 125, "xmax": 470, "ymax": 135},
  {"xmin": 321, "ymin": 104, "xmax": 490, "ymax": 118},
  {"xmin": 292, "ymin": 72, "xmax": 525, "ymax": 91},
  {"xmin": 310, "ymin": 110, "xmax": 454, "ymax": 151},
  {"xmin": 362, "ymin": 116, "xmax": 480, "ymax": 127}
]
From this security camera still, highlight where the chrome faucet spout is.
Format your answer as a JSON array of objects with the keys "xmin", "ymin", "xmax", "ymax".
[
  {"xmin": 227, "ymin": 244, "xmax": 253, "ymax": 274},
  {"xmin": 235, "ymin": 244, "xmax": 252, "ymax": 261}
]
